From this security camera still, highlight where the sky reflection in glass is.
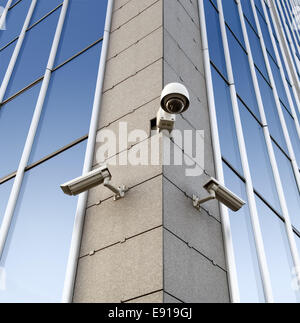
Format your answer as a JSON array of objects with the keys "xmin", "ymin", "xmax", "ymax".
[{"xmin": 0, "ymin": 141, "xmax": 86, "ymax": 302}]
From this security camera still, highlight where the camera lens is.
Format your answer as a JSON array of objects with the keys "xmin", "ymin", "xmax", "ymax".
[{"xmin": 165, "ymin": 98, "xmax": 185, "ymax": 114}]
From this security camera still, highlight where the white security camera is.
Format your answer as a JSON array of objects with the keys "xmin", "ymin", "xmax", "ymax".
[
  {"xmin": 157, "ymin": 83, "xmax": 190, "ymax": 132},
  {"xmin": 193, "ymin": 177, "xmax": 245, "ymax": 212},
  {"xmin": 60, "ymin": 165, "xmax": 127, "ymax": 201}
]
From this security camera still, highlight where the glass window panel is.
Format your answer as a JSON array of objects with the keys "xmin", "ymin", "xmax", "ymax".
[
  {"xmin": 0, "ymin": 0, "xmax": 30, "ymax": 49},
  {"xmin": 222, "ymin": 0, "xmax": 245, "ymax": 49},
  {"xmin": 272, "ymin": 141, "xmax": 300, "ymax": 232},
  {"xmin": 0, "ymin": 141, "xmax": 86, "ymax": 302},
  {"xmin": 0, "ymin": 83, "xmax": 41, "ymax": 179},
  {"xmin": 269, "ymin": 55, "xmax": 291, "ymax": 113},
  {"xmin": 223, "ymin": 163, "xmax": 264, "ymax": 303},
  {"xmin": 54, "ymin": 0, "xmax": 108, "ymax": 66},
  {"xmin": 282, "ymin": 106, "xmax": 300, "ymax": 166},
  {"xmin": 4, "ymin": 9, "xmax": 60, "ymax": 99},
  {"xmin": 29, "ymin": 44, "xmax": 100, "ymax": 163},
  {"xmin": 254, "ymin": 0, "xmax": 264, "ymax": 17},
  {"xmin": 239, "ymin": 99, "xmax": 281, "ymax": 211},
  {"xmin": 10, "ymin": 0, "xmax": 19, "ymax": 6},
  {"xmin": 227, "ymin": 28, "xmax": 260, "ymax": 119},
  {"xmin": 0, "ymin": 179, "xmax": 13, "ymax": 226},
  {"xmin": 256, "ymin": 195, "xmax": 300, "ymax": 302},
  {"xmin": 29, "ymin": 0, "xmax": 62, "ymax": 26},
  {"xmin": 246, "ymin": 18, "xmax": 269, "ymax": 81},
  {"xmin": 256, "ymin": 69, "xmax": 288, "ymax": 153},
  {"xmin": 295, "ymin": 234, "xmax": 300, "ymax": 262},
  {"xmin": 211, "ymin": 66, "xmax": 243, "ymax": 174},
  {"xmin": 240, "ymin": 0, "xmax": 257, "ymax": 33},
  {"xmin": 257, "ymin": 8, "xmax": 277, "ymax": 62},
  {"xmin": 0, "ymin": 39, "xmax": 16, "ymax": 86},
  {"xmin": 210, "ymin": 0, "xmax": 217, "ymax": 8},
  {"xmin": 204, "ymin": 0, "xmax": 227, "ymax": 79},
  {"xmin": 265, "ymin": 5, "xmax": 279, "ymax": 44}
]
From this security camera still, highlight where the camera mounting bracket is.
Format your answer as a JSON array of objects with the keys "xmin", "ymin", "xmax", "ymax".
[
  {"xmin": 103, "ymin": 177, "xmax": 128, "ymax": 201},
  {"xmin": 193, "ymin": 189, "xmax": 216, "ymax": 210}
]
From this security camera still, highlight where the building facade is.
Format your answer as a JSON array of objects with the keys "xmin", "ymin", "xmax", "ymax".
[{"xmin": 0, "ymin": 0, "xmax": 300, "ymax": 303}]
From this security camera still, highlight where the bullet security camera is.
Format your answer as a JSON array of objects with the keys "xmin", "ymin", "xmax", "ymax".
[
  {"xmin": 157, "ymin": 83, "xmax": 190, "ymax": 132},
  {"xmin": 60, "ymin": 165, "xmax": 127, "ymax": 201},
  {"xmin": 193, "ymin": 177, "xmax": 245, "ymax": 212}
]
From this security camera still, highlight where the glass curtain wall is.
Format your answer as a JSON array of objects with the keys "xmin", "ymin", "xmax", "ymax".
[
  {"xmin": 0, "ymin": 0, "xmax": 108, "ymax": 302},
  {"xmin": 203, "ymin": 0, "xmax": 300, "ymax": 302}
]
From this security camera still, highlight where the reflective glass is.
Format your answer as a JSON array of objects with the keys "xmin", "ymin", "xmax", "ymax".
[
  {"xmin": 239, "ymin": 99, "xmax": 280, "ymax": 211},
  {"xmin": 222, "ymin": 0, "xmax": 245, "ymax": 49},
  {"xmin": 254, "ymin": 0, "xmax": 264, "ymax": 17},
  {"xmin": 223, "ymin": 163, "xmax": 264, "ymax": 303},
  {"xmin": 5, "ymin": 9, "xmax": 60, "ymax": 99},
  {"xmin": 0, "ymin": 141, "xmax": 86, "ymax": 302},
  {"xmin": 204, "ymin": 0, "xmax": 227, "ymax": 79},
  {"xmin": 257, "ymin": 8, "xmax": 276, "ymax": 62},
  {"xmin": 296, "ymin": 234, "xmax": 300, "ymax": 264},
  {"xmin": 211, "ymin": 66, "xmax": 243, "ymax": 174},
  {"xmin": 273, "ymin": 142, "xmax": 300, "ymax": 232},
  {"xmin": 0, "ymin": 179, "xmax": 13, "ymax": 226},
  {"xmin": 0, "ymin": 0, "xmax": 30, "ymax": 49},
  {"xmin": 246, "ymin": 18, "xmax": 269, "ymax": 81},
  {"xmin": 227, "ymin": 27, "xmax": 260, "ymax": 119},
  {"xmin": 29, "ymin": 0, "xmax": 62, "ymax": 26},
  {"xmin": 282, "ymin": 106, "xmax": 300, "ymax": 166},
  {"xmin": 256, "ymin": 69, "xmax": 287, "ymax": 153},
  {"xmin": 0, "ymin": 39, "xmax": 16, "ymax": 86},
  {"xmin": 240, "ymin": 0, "xmax": 257, "ymax": 33},
  {"xmin": 55, "ymin": 0, "xmax": 108, "ymax": 66},
  {"xmin": 0, "ymin": 83, "xmax": 41, "ymax": 179},
  {"xmin": 269, "ymin": 55, "xmax": 291, "ymax": 113},
  {"xmin": 256, "ymin": 195, "xmax": 300, "ymax": 302},
  {"xmin": 29, "ymin": 43, "xmax": 101, "ymax": 163}
]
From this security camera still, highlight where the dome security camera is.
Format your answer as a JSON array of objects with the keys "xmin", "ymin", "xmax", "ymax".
[
  {"xmin": 157, "ymin": 83, "xmax": 190, "ymax": 132},
  {"xmin": 160, "ymin": 83, "xmax": 190, "ymax": 114}
]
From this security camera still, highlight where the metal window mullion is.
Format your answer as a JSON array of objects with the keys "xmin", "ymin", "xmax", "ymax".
[
  {"xmin": 271, "ymin": 1, "xmax": 300, "ymax": 99},
  {"xmin": 239, "ymin": 0, "xmax": 300, "ymax": 291},
  {"xmin": 217, "ymin": 0, "xmax": 274, "ymax": 303},
  {"xmin": 284, "ymin": 0, "xmax": 300, "ymax": 47},
  {"xmin": 280, "ymin": 0, "xmax": 300, "ymax": 59},
  {"xmin": 0, "ymin": 0, "xmax": 69, "ymax": 264},
  {"xmin": 197, "ymin": 0, "xmax": 240, "ymax": 303},
  {"xmin": 262, "ymin": 1, "xmax": 300, "ymax": 141},
  {"xmin": 0, "ymin": 0, "xmax": 37, "ymax": 101},
  {"xmin": 251, "ymin": 0, "xmax": 300, "ymax": 192},
  {"xmin": 275, "ymin": 0, "xmax": 300, "ymax": 80},
  {"xmin": 62, "ymin": 0, "xmax": 114, "ymax": 303},
  {"xmin": 0, "ymin": 0, "xmax": 12, "ymax": 30},
  {"xmin": 269, "ymin": 1, "xmax": 300, "ymax": 118}
]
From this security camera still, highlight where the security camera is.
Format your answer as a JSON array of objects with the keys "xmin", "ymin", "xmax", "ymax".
[
  {"xmin": 193, "ymin": 177, "xmax": 245, "ymax": 212},
  {"xmin": 157, "ymin": 83, "xmax": 190, "ymax": 132},
  {"xmin": 60, "ymin": 165, "xmax": 127, "ymax": 201}
]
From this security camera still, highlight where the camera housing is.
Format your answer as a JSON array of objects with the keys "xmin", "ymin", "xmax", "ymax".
[
  {"xmin": 157, "ymin": 83, "xmax": 190, "ymax": 132},
  {"xmin": 160, "ymin": 83, "xmax": 190, "ymax": 114},
  {"xmin": 60, "ymin": 165, "xmax": 127, "ymax": 200},
  {"xmin": 193, "ymin": 177, "xmax": 245, "ymax": 212}
]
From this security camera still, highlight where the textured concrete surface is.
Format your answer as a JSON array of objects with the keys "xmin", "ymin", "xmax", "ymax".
[
  {"xmin": 162, "ymin": 0, "xmax": 229, "ymax": 303},
  {"xmin": 73, "ymin": 0, "xmax": 229, "ymax": 303},
  {"xmin": 73, "ymin": 0, "xmax": 164, "ymax": 303}
]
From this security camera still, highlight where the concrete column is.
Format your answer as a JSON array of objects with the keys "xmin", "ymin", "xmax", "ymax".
[{"xmin": 73, "ymin": 0, "xmax": 230, "ymax": 303}]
